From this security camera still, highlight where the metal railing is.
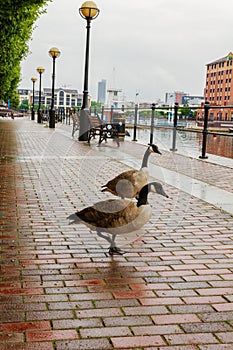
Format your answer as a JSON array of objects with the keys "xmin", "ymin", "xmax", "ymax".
[
  {"xmin": 35, "ymin": 103, "xmax": 233, "ymax": 158},
  {"xmin": 89, "ymin": 103, "xmax": 233, "ymax": 159}
]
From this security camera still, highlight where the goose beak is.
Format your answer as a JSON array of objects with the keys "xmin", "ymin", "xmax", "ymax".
[{"xmin": 150, "ymin": 182, "xmax": 169, "ymax": 198}]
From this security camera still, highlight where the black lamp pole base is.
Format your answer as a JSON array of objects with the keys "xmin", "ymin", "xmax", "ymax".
[
  {"xmin": 78, "ymin": 108, "xmax": 89, "ymax": 141},
  {"xmin": 37, "ymin": 110, "xmax": 42, "ymax": 124},
  {"xmin": 49, "ymin": 109, "xmax": 55, "ymax": 128}
]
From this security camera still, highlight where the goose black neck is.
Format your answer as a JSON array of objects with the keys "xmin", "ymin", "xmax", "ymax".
[
  {"xmin": 141, "ymin": 148, "xmax": 151, "ymax": 168},
  {"xmin": 137, "ymin": 184, "xmax": 149, "ymax": 207}
]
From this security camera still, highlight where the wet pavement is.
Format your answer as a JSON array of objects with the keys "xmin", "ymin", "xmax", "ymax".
[{"xmin": 0, "ymin": 117, "xmax": 233, "ymax": 350}]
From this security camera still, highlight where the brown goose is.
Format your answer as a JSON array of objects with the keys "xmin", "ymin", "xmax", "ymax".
[
  {"xmin": 101, "ymin": 144, "xmax": 161, "ymax": 199},
  {"xmin": 67, "ymin": 181, "xmax": 168, "ymax": 255}
]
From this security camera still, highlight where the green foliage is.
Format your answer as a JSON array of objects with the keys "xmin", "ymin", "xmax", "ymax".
[
  {"xmin": 10, "ymin": 91, "xmax": 20, "ymax": 109},
  {"xmin": 19, "ymin": 99, "xmax": 29, "ymax": 111},
  {"xmin": 0, "ymin": 0, "xmax": 51, "ymax": 103},
  {"xmin": 179, "ymin": 104, "xmax": 190, "ymax": 117},
  {"xmin": 91, "ymin": 101, "xmax": 102, "ymax": 107}
]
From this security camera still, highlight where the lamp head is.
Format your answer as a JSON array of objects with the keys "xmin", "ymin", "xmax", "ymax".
[
  {"xmin": 49, "ymin": 47, "xmax": 61, "ymax": 58},
  {"xmin": 79, "ymin": 1, "xmax": 99, "ymax": 19},
  {"xmin": 31, "ymin": 77, "xmax": 37, "ymax": 83},
  {"xmin": 37, "ymin": 67, "xmax": 45, "ymax": 74}
]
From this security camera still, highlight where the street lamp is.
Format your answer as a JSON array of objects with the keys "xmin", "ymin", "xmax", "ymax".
[
  {"xmin": 37, "ymin": 66, "xmax": 45, "ymax": 123},
  {"xmin": 48, "ymin": 47, "xmax": 61, "ymax": 128},
  {"xmin": 78, "ymin": 1, "xmax": 100, "ymax": 141},
  {"xmin": 31, "ymin": 77, "xmax": 37, "ymax": 121}
]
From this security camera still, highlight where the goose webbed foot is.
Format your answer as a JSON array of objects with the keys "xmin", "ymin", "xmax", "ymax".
[{"xmin": 109, "ymin": 246, "xmax": 125, "ymax": 255}]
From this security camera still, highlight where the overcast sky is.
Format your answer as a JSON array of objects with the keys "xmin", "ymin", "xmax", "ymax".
[{"xmin": 20, "ymin": 0, "xmax": 233, "ymax": 102}]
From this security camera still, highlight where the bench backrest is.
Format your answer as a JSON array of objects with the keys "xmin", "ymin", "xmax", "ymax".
[{"xmin": 88, "ymin": 114, "xmax": 103, "ymax": 128}]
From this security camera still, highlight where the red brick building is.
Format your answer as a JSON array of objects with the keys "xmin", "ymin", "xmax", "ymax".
[{"xmin": 203, "ymin": 51, "xmax": 233, "ymax": 121}]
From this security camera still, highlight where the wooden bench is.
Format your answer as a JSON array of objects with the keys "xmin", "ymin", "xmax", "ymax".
[
  {"xmin": 87, "ymin": 114, "xmax": 120, "ymax": 146},
  {"xmin": 71, "ymin": 113, "xmax": 80, "ymax": 138}
]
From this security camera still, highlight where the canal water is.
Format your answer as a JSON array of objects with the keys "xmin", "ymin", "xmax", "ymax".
[{"xmin": 128, "ymin": 127, "xmax": 233, "ymax": 159}]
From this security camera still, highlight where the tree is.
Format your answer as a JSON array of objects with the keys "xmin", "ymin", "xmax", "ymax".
[
  {"xmin": 91, "ymin": 101, "xmax": 102, "ymax": 107},
  {"xmin": 0, "ymin": 1, "xmax": 51, "ymax": 105},
  {"xmin": 179, "ymin": 104, "xmax": 190, "ymax": 119},
  {"xmin": 19, "ymin": 99, "xmax": 29, "ymax": 112}
]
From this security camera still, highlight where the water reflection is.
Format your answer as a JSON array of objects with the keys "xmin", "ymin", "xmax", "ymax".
[
  {"xmin": 133, "ymin": 127, "xmax": 233, "ymax": 159},
  {"xmin": 205, "ymin": 133, "xmax": 233, "ymax": 159}
]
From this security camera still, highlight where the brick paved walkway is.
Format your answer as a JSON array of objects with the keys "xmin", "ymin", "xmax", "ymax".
[{"xmin": 0, "ymin": 117, "xmax": 233, "ymax": 350}]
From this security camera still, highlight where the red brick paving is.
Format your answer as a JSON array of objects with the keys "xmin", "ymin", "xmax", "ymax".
[{"xmin": 0, "ymin": 118, "xmax": 233, "ymax": 349}]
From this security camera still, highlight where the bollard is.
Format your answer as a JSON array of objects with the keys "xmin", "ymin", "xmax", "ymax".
[
  {"xmin": 101, "ymin": 105, "xmax": 104, "ymax": 121},
  {"xmin": 150, "ymin": 103, "xmax": 156, "ymax": 145},
  {"xmin": 199, "ymin": 101, "xmax": 210, "ymax": 159},
  {"xmin": 113, "ymin": 111, "xmax": 125, "ymax": 142},
  {"xmin": 110, "ymin": 105, "xmax": 114, "ymax": 123},
  {"xmin": 133, "ymin": 104, "xmax": 138, "ymax": 141},
  {"xmin": 170, "ymin": 102, "xmax": 179, "ymax": 151}
]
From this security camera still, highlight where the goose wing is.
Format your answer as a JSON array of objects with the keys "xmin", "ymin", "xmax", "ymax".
[
  {"xmin": 132, "ymin": 169, "xmax": 148, "ymax": 193},
  {"xmin": 102, "ymin": 169, "xmax": 149, "ymax": 198},
  {"xmin": 76, "ymin": 199, "xmax": 140, "ymax": 229}
]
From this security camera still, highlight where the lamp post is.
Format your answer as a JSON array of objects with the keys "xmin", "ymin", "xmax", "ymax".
[
  {"xmin": 78, "ymin": 1, "xmax": 100, "ymax": 141},
  {"xmin": 48, "ymin": 47, "xmax": 61, "ymax": 128},
  {"xmin": 37, "ymin": 66, "xmax": 45, "ymax": 123},
  {"xmin": 31, "ymin": 77, "xmax": 37, "ymax": 121}
]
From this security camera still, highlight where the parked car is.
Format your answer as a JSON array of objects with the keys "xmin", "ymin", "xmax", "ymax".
[{"xmin": 0, "ymin": 105, "xmax": 23, "ymax": 118}]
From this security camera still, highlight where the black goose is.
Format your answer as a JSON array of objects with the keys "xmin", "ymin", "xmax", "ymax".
[{"xmin": 67, "ymin": 181, "xmax": 168, "ymax": 255}]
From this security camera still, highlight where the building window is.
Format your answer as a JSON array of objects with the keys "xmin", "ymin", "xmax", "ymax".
[{"xmin": 66, "ymin": 94, "xmax": 70, "ymax": 106}]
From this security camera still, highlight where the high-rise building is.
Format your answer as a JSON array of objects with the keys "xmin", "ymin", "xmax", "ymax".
[
  {"xmin": 97, "ymin": 79, "xmax": 107, "ymax": 104},
  {"xmin": 204, "ymin": 51, "xmax": 233, "ymax": 120}
]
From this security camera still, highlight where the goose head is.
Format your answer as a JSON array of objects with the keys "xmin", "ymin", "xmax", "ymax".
[
  {"xmin": 137, "ymin": 181, "xmax": 169, "ymax": 207},
  {"xmin": 148, "ymin": 144, "xmax": 162, "ymax": 155}
]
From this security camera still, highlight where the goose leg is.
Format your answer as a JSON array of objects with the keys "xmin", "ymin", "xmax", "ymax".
[
  {"xmin": 96, "ymin": 229, "xmax": 112, "ymax": 244},
  {"xmin": 109, "ymin": 234, "xmax": 125, "ymax": 255},
  {"xmin": 96, "ymin": 230, "xmax": 125, "ymax": 255}
]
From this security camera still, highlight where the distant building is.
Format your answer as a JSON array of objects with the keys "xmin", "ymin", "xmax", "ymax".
[
  {"xmin": 97, "ymin": 79, "xmax": 107, "ymax": 104},
  {"xmin": 182, "ymin": 95, "xmax": 204, "ymax": 106},
  {"xmin": 18, "ymin": 88, "xmax": 84, "ymax": 109},
  {"xmin": 165, "ymin": 91, "xmax": 188, "ymax": 106},
  {"xmin": 165, "ymin": 91, "xmax": 204, "ymax": 107},
  {"xmin": 107, "ymin": 88, "xmax": 124, "ymax": 108},
  {"xmin": 18, "ymin": 89, "xmax": 31, "ymax": 104},
  {"xmin": 203, "ymin": 51, "xmax": 233, "ymax": 120},
  {"xmin": 42, "ymin": 88, "xmax": 82, "ymax": 108}
]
